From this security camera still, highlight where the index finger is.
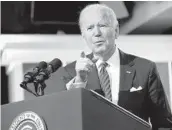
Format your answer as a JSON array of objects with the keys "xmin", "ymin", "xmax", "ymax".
[{"xmin": 80, "ymin": 51, "xmax": 86, "ymax": 58}]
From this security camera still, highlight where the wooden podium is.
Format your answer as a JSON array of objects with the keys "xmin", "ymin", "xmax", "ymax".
[{"xmin": 2, "ymin": 88, "xmax": 151, "ymax": 130}]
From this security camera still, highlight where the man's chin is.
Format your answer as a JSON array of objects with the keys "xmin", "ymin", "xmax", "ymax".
[{"xmin": 93, "ymin": 49, "xmax": 106, "ymax": 55}]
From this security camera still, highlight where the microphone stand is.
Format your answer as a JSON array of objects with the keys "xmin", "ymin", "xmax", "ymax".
[
  {"xmin": 20, "ymin": 82, "xmax": 38, "ymax": 97},
  {"xmin": 34, "ymin": 81, "xmax": 46, "ymax": 96},
  {"xmin": 33, "ymin": 69, "xmax": 50, "ymax": 96}
]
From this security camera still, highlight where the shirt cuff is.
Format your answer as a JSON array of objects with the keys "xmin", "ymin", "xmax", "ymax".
[{"xmin": 66, "ymin": 77, "xmax": 87, "ymax": 90}]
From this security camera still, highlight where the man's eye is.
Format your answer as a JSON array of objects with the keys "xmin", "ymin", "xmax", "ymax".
[
  {"xmin": 99, "ymin": 24, "xmax": 106, "ymax": 27},
  {"xmin": 87, "ymin": 27, "xmax": 93, "ymax": 30}
]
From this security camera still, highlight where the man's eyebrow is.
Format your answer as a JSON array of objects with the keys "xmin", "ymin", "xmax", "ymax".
[
  {"xmin": 98, "ymin": 21, "xmax": 110, "ymax": 25},
  {"xmin": 86, "ymin": 24, "xmax": 94, "ymax": 28},
  {"xmin": 98, "ymin": 22, "xmax": 108, "ymax": 25}
]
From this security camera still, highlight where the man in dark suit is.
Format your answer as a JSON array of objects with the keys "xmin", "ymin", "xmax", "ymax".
[{"xmin": 62, "ymin": 4, "xmax": 172, "ymax": 130}]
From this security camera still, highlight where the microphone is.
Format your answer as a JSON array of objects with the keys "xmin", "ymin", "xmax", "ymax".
[
  {"xmin": 34, "ymin": 58, "xmax": 62, "ymax": 84},
  {"xmin": 21, "ymin": 61, "xmax": 47, "ymax": 84}
]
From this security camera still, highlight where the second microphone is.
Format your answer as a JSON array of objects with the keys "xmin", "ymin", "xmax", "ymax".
[{"xmin": 33, "ymin": 58, "xmax": 62, "ymax": 84}]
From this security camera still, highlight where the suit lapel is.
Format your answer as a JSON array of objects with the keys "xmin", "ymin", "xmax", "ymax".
[
  {"xmin": 63, "ymin": 61, "xmax": 76, "ymax": 83},
  {"xmin": 119, "ymin": 50, "xmax": 135, "ymax": 91},
  {"xmin": 86, "ymin": 65, "xmax": 101, "ymax": 90},
  {"xmin": 86, "ymin": 53, "xmax": 101, "ymax": 90},
  {"xmin": 120, "ymin": 64, "xmax": 135, "ymax": 91},
  {"xmin": 118, "ymin": 50, "xmax": 136, "ymax": 107}
]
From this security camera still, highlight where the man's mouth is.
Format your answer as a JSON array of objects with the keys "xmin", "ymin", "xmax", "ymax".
[
  {"xmin": 95, "ymin": 40, "xmax": 105, "ymax": 44},
  {"xmin": 95, "ymin": 42, "xmax": 104, "ymax": 47}
]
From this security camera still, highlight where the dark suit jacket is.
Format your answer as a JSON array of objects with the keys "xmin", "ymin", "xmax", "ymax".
[{"xmin": 61, "ymin": 49, "xmax": 172, "ymax": 130}]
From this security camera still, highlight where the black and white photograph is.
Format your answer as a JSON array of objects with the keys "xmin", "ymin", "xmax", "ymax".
[{"xmin": 1, "ymin": 1, "xmax": 172, "ymax": 130}]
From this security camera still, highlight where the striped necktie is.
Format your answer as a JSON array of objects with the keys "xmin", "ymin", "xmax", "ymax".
[{"xmin": 99, "ymin": 62, "xmax": 112, "ymax": 101}]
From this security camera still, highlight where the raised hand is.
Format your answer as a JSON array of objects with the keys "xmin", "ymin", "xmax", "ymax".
[{"xmin": 75, "ymin": 51, "xmax": 95, "ymax": 83}]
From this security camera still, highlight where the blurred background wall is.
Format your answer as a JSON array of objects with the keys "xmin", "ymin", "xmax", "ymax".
[
  {"xmin": 1, "ymin": 1, "xmax": 172, "ymax": 112},
  {"xmin": 1, "ymin": 1, "xmax": 172, "ymax": 34}
]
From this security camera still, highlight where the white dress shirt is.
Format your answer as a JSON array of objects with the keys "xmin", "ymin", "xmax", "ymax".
[{"xmin": 66, "ymin": 48, "xmax": 120, "ymax": 104}]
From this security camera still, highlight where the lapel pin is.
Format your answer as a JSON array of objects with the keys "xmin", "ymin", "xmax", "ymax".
[{"xmin": 126, "ymin": 71, "xmax": 131, "ymax": 74}]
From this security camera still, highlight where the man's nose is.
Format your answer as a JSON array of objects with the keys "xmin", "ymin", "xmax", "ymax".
[{"xmin": 93, "ymin": 26, "xmax": 101, "ymax": 37}]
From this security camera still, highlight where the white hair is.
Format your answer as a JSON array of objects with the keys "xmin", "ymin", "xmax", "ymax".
[{"xmin": 78, "ymin": 4, "xmax": 118, "ymax": 33}]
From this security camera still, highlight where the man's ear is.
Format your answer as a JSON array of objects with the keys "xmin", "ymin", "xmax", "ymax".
[
  {"xmin": 81, "ymin": 33, "xmax": 85, "ymax": 39},
  {"xmin": 115, "ymin": 24, "xmax": 119, "ymax": 39},
  {"xmin": 81, "ymin": 31, "xmax": 86, "ymax": 39}
]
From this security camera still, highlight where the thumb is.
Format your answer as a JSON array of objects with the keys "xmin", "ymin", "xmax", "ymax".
[{"xmin": 80, "ymin": 51, "xmax": 86, "ymax": 58}]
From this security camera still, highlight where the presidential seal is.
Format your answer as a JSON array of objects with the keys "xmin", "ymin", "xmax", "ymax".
[{"xmin": 9, "ymin": 111, "xmax": 46, "ymax": 130}]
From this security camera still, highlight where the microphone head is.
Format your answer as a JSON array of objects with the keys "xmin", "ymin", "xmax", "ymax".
[
  {"xmin": 49, "ymin": 58, "xmax": 62, "ymax": 72},
  {"xmin": 37, "ymin": 61, "xmax": 47, "ymax": 70}
]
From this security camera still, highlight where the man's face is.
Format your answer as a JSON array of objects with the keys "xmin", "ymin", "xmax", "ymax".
[{"xmin": 81, "ymin": 9, "xmax": 117, "ymax": 55}]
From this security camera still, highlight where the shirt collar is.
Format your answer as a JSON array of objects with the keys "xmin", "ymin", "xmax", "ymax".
[{"xmin": 96, "ymin": 47, "xmax": 120, "ymax": 69}]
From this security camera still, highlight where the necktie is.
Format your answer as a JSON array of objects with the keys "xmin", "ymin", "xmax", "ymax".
[{"xmin": 99, "ymin": 62, "xmax": 112, "ymax": 101}]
